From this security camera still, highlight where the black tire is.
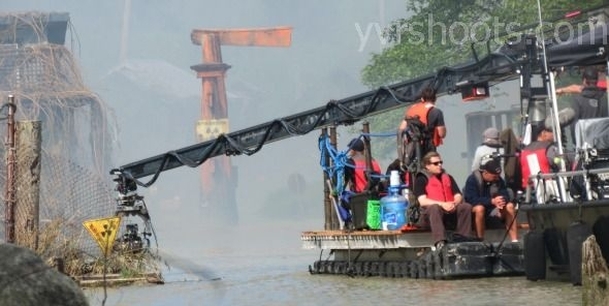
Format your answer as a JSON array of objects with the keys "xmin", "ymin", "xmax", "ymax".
[
  {"xmin": 524, "ymin": 230, "xmax": 546, "ymax": 281},
  {"xmin": 544, "ymin": 228, "xmax": 569, "ymax": 265},
  {"xmin": 335, "ymin": 261, "xmax": 347, "ymax": 275},
  {"xmin": 418, "ymin": 258, "xmax": 427, "ymax": 278},
  {"xmin": 425, "ymin": 252, "xmax": 435, "ymax": 279},
  {"xmin": 386, "ymin": 262, "xmax": 398, "ymax": 278},
  {"xmin": 592, "ymin": 216, "xmax": 609, "ymax": 265},
  {"xmin": 567, "ymin": 221, "xmax": 593, "ymax": 286},
  {"xmin": 399, "ymin": 262, "xmax": 411, "ymax": 278},
  {"xmin": 409, "ymin": 261, "xmax": 419, "ymax": 279},
  {"xmin": 362, "ymin": 261, "xmax": 372, "ymax": 277}
]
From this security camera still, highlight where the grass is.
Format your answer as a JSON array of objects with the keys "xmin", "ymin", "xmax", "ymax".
[{"xmin": 27, "ymin": 217, "xmax": 159, "ymax": 283}]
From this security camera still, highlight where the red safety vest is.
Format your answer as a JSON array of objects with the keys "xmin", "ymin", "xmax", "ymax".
[
  {"xmin": 406, "ymin": 102, "xmax": 443, "ymax": 147},
  {"xmin": 353, "ymin": 159, "xmax": 381, "ymax": 193},
  {"xmin": 423, "ymin": 171, "xmax": 455, "ymax": 202},
  {"xmin": 520, "ymin": 141, "xmax": 553, "ymax": 189}
]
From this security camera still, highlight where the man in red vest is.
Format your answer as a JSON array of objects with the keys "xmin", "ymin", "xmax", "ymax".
[
  {"xmin": 520, "ymin": 125, "xmax": 559, "ymax": 191},
  {"xmin": 414, "ymin": 151, "xmax": 473, "ymax": 250},
  {"xmin": 345, "ymin": 138, "xmax": 382, "ymax": 193}
]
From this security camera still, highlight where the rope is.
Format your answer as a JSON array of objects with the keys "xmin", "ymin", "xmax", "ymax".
[
  {"xmin": 324, "ymin": 136, "xmax": 348, "ymax": 197},
  {"xmin": 319, "ymin": 131, "xmax": 402, "ymax": 195},
  {"xmin": 360, "ymin": 131, "xmax": 397, "ymax": 138}
]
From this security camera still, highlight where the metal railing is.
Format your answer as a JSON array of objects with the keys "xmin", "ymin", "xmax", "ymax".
[{"xmin": 524, "ymin": 167, "xmax": 609, "ymax": 204}]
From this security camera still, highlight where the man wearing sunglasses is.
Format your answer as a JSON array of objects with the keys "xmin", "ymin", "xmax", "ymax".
[
  {"xmin": 414, "ymin": 152, "xmax": 474, "ymax": 250},
  {"xmin": 463, "ymin": 156, "xmax": 518, "ymax": 242}
]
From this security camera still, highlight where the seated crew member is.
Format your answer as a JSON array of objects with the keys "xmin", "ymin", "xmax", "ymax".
[
  {"xmin": 463, "ymin": 157, "xmax": 518, "ymax": 242},
  {"xmin": 520, "ymin": 123, "xmax": 560, "ymax": 195},
  {"xmin": 344, "ymin": 138, "xmax": 382, "ymax": 193},
  {"xmin": 414, "ymin": 152, "xmax": 473, "ymax": 250},
  {"xmin": 471, "ymin": 127, "xmax": 505, "ymax": 172}
]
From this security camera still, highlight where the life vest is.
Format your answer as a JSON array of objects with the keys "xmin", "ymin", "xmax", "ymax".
[
  {"xmin": 472, "ymin": 170, "xmax": 500, "ymax": 197},
  {"xmin": 573, "ymin": 87, "xmax": 609, "ymax": 118},
  {"xmin": 352, "ymin": 159, "xmax": 381, "ymax": 193},
  {"xmin": 406, "ymin": 102, "xmax": 443, "ymax": 147},
  {"xmin": 420, "ymin": 170, "xmax": 454, "ymax": 202},
  {"xmin": 520, "ymin": 141, "xmax": 553, "ymax": 189}
]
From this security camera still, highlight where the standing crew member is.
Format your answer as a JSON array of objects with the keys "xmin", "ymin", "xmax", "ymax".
[
  {"xmin": 557, "ymin": 67, "xmax": 609, "ymax": 146},
  {"xmin": 398, "ymin": 86, "xmax": 446, "ymax": 155}
]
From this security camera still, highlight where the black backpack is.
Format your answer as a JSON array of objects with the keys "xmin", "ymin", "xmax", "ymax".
[{"xmin": 399, "ymin": 116, "xmax": 435, "ymax": 174}]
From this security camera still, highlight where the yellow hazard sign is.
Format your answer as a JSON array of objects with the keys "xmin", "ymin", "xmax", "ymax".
[{"xmin": 83, "ymin": 216, "xmax": 121, "ymax": 256}]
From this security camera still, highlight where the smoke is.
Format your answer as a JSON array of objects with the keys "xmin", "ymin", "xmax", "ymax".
[{"xmin": 0, "ymin": 0, "xmax": 412, "ymax": 233}]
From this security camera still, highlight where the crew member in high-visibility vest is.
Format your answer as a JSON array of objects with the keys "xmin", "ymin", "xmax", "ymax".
[
  {"xmin": 398, "ymin": 86, "xmax": 446, "ymax": 153},
  {"xmin": 345, "ymin": 138, "xmax": 382, "ymax": 193},
  {"xmin": 414, "ymin": 152, "xmax": 474, "ymax": 250},
  {"xmin": 520, "ymin": 124, "xmax": 559, "ymax": 191}
]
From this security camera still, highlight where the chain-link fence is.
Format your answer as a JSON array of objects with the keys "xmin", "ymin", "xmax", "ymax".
[
  {"xmin": 0, "ymin": 137, "xmax": 118, "ymax": 263},
  {"xmin": 0, "ymin": 12, "xmax": 119, "ymax": 271}
]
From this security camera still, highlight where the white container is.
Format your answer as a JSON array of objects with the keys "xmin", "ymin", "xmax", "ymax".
[{"xmin": 389, "ymin": 170, "xmax": 400, "ymax": 188}]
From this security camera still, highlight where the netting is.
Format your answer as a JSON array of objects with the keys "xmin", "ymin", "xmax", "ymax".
[
  {"xmin": 17, "ymin": 151, "xmax": 115, "ymax": 257},
  {"xmin": 0, "ymin": 12, "xmax": 118, "ymax": 264}
]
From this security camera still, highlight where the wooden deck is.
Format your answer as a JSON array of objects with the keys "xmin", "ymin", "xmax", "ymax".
[
  {"xmin": 301, "ymin": 224, "xmax": 529, "ymax": 250},
  {"xmin": 76, "ymin": 273, "xmax": 164, "ymax": 287}
]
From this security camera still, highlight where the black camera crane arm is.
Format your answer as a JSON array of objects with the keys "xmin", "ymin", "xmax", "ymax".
[{"xmin": 118, "ymin": 52, "xmax": 522, "ymax": 187}]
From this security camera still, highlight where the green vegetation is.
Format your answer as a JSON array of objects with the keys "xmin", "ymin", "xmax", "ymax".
[
  {"xmin": 360, "ymin": 0, "xmax": 606, "ymax": 158},
  {"xmin": 35, "ymin": 217, "xmax": 157, "ymax": 282}
]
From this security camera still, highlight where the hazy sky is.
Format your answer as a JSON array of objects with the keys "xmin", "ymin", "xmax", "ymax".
[
  {"xmin": 0, "ymin": 1, "xmax": 422, "ymax": 229},
  {"xmin": 0, "ymin": 1, "xmax": 519, "ymax": 235}
]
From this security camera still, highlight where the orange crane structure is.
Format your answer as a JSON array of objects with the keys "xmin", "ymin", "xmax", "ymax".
[{"xmin": 190, "ymin": 27, "xmax": 292, "ymax": 221}]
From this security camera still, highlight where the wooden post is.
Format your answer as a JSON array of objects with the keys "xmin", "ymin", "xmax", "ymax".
[
  {"xmin": 329, "ymin": 126, "xmax": 340, "ymax": 230},
  {"xmin": 321, "ymin": 128, "xmax": 332, "ymax": 230},
  {"xmin": 362, "ymin": 122, "xmax": 374, "ymax": 191},
  {"xmin": 4, "ymin": 96, "xmax": 16, "ymax": 243},
  {"xmin": 14, "ymin": 121, "xmax": 41, "ymax": 250},
  {"xmin": 582, "ymin": 235, "xmax": 609, "ymax": 306}
]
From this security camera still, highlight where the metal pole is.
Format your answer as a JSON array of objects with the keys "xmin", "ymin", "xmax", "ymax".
[
  {"xmin": 606, "ymin": 58, "xmax": 609, "ymax": 111},
  {"xmin": 5, "ymin": 95, "xmax": 16, "ymax": 243},
  {"xmin": 536, "ymin": 0, "xmax": 569, "ymax": 201}
]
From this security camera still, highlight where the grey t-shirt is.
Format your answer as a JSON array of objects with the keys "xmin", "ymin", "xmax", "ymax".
[{"xmin": 471, "ymin": 144, "xmax": 504, "ymax": 172}]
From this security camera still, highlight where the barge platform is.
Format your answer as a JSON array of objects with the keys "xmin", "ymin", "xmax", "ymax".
[{"xmin": 302, "ymin": 226, "xmax": 527, "ymax": 279}]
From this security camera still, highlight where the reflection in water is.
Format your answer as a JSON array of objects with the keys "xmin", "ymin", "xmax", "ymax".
[{"xmin": 86, "ymin": 221, "xmax": 580, "ymax": 306}]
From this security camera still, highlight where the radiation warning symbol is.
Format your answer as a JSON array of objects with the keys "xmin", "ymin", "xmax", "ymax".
[
  {"xmin": 196, "ymin": 119, "xmax": 229, "ymax": 141},
  {"xmin": 83, "ymin": 216, "xmax": 121, "ymax": 256}
]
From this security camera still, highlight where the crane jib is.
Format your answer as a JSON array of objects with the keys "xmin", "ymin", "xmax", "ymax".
[{"xmin": 119, "ymin": 52, "xmax": 521, "ymax": 182}]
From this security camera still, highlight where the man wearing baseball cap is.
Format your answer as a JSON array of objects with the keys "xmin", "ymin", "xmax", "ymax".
[
  {"xmin": 463, "ymin": 156, "xmax": 518, "ymax": 242},
  {"xmin": 556, "ymin": 67, "xmax": 609, "ymax": 147},
  {"xmin": 471, "ymin": 127, "xmax": 505, "ymax": 172},
  {"xmin": 345, "ymin": 138, "xmax": 382, "ymax": 193}
]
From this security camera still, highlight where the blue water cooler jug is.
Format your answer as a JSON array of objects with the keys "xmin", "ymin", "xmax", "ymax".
[{"xmin": 381, "ymin": 171, "xmax": 409, "ymax": 230}]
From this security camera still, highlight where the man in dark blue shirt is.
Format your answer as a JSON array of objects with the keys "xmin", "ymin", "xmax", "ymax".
[{"xmin": 463, "ymin": 157, "xmax": 518, "ymax": 242}]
